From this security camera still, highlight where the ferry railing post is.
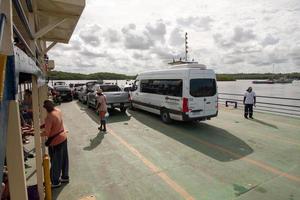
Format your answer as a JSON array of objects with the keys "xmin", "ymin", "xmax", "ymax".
[
  {"xmin": 6, "ymin": 101, "xmax": 28, "ymax": 200},
  {"xmin": 32, "ymin": 75, "xmax": 45, "ymax": 199},
  {"xmin": 38, "ymin": 85, "xmax": 47, "ymax": 155},
  {"xmin": 43, "ymin": 154, "xmax": 52, "ymax": 200}
]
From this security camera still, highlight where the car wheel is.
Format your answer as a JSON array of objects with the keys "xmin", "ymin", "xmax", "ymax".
[
  {"xmin": 120, "ymin": 106, "xmax": 127, "ymax": 113},
  {"xmin": 161, "ymin": 109, "xmax": 172, "ymax": 124}
]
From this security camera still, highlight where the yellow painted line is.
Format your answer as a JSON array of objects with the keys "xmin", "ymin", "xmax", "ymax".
[
  {"xmin": 108, "ymin": 127, "xmax": 195, "ymax": 200},
  {"xmin": 185, "ymin": 133, "xmax": 300, "ymax": 183}
]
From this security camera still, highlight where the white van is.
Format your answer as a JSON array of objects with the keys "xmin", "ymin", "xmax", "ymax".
[{"xmin": 130, "ymin": 64, "xmax": 218, "ymax": 123}]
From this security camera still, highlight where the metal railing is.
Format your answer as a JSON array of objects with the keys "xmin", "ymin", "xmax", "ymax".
[{"xmin": 218, "ymin": 93, "xmax": 300, "ymax": 117}]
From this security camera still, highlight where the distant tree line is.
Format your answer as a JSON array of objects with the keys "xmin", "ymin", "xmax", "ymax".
[
  {"xmin": 48, "ymin": 71, "xmax": 300, "ymax": 81},
  {"xmin": 48, "ymin": 71, "xmax": 136, "ymax": 80},
  {"xmin": 217, "ymin": 73, "xmax": 300, "ymax": 81}
]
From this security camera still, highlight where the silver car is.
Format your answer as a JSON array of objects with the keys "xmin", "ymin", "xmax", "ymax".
[{"xmin": 87, "ymin": 84, "xmax": 130, "ymax": 113}]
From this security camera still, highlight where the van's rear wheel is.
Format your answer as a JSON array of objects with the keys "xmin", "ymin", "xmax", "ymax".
[{"xmin": 161, "ymin": 110, "xmax": 172, "ymax": 124}]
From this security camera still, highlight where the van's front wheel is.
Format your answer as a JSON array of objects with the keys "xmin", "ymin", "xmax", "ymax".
[{"xmin": 161, "ymin": 110, "xmax": 172, "ymax": 124}]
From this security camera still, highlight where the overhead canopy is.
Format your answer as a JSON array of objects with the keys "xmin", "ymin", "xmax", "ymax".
[{"xmin": 36, "ymin": 0, "xmax": 85, "ymax": 43}]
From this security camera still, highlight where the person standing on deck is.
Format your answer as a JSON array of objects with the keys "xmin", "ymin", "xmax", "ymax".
[
  {"xmin": 41, "ymin": 100, "xmax": 69, "ymax": 188},
  {"xmin": 96, "ymin": 88, "xmax": 107, "ymax": 132},
  {"xmin": 243, "ymin": 87, "xmax": 256, "ymax": 119}
]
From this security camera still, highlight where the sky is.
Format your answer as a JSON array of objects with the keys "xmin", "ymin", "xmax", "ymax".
[{"xmin": 48, "ymin": 0, "xmax": 300, "ymax": 75}]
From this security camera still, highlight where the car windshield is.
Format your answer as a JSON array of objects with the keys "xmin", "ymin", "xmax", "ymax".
[
  {"xmin": 190, "ymin": 79, "xmax": 216, "ymax": 97},
  {"xmin": 100, "ymin": 85, "xmax": 121, "ymax": 92},
  {"xmin": 55, "ymin": 86, "xmax": 70, "ymax": 91}
]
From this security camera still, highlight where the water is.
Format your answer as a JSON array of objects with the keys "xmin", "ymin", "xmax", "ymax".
[
  {"xmin": 217, "ymin": 80, "xmax": 300, "ymax": 99},
  {"xmin": 217, "ymin": 80, "xmax": 300, "ymax": 116}
]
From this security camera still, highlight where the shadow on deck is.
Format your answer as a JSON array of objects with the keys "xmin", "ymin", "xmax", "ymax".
[
  {"xmin": 76, "ymin": 101, "xmax": 253, "ymax": 162},
  {"xmin": 76, "ymin": 101, "xmax": 131, "ymax": 124},
  {"xmin": 127, "ymin": 109, "xmax": 254, "ymax": 162}
]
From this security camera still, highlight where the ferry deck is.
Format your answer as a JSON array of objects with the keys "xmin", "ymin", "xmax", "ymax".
[{"xmin": 28, "ymin": 102, "xmax": 300, "ymax": 200}]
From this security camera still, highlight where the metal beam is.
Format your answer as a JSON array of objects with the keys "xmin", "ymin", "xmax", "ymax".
[
  {"xmin": 41, "ymin": 37, "xmax": 68, "ymax": 43},
  {"xmin": 12, "ymin": 0, "xmax": 34, "ymax": 39},
  {"xmin": 0, "ymin": 0, "xmax": 13, "ymax": 55},
  {"xmin": 13, "ymin": 25, "xmax": 43, "ymax": 67},
  {"xmin": 33, "ymin": 18, "xmax": 67, "ymax": 39},
  {"xmin": 43, "ymin": 41, "xmax": 57, "ymax": 54},
  {"xmin": 25, "ymin": 0, "xmax": 33, "ymax": 12},
  {"xmin": 37, "ymin": 9, "xmax": 80, "ymax": 18},
  {"xmin": 13, "ymin": 25, "xmax": 34, "ymax": 57}
]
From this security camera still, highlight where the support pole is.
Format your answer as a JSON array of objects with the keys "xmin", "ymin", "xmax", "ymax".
[
  {"xmin": 6, "ymin": 101, "xmax": 28, "ymax": 200},
  {"xmin": 43, "ymin": 41, "xmax": 57, "ymax": 54},
  {"xmin": 0, "ymin": 0, "xmax": 13, "ymax": 55},
  {"xmin": 43, "ymin": 155, "xmax": 52, "ymax": 200},
  {"xmin": 38, "ymin": 85, "xmax": 47, "ymax": 155},
  {"xmin": 32, "ymin": 75, "xmax": 44, "ymax": 199}
]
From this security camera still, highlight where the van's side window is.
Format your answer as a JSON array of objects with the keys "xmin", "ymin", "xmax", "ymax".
[
  {"xmin": 190, "ymin": 79, "xmax": 216, "ymax": 97},
  {"xmin": 140, "ymin": 79, "xmax": 182, "ymax": 97}
]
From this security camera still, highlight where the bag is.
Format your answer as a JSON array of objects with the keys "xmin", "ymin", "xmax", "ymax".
[{"xmin": 45, "ymin": 130, "xmax": 64, "ymax": 146}]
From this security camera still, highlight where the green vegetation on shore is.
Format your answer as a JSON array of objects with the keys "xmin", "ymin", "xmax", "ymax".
[
  {"xmin": 219, "ymin": 73, "xmax": 300, "ymax": 81},
  {"xmin": 48, "ymin": 71, "xmax": 135, "ymax": 80},
  {"xmin": 48, "ymin": 71, "xmax": 300, "ymax": 81}
]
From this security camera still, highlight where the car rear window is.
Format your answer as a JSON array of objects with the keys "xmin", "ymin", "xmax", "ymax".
[
  {"xmin": 100, "ymin": 85, "xmax": 121, "ymax": 92},
  {"xmin": 55, "ymin": 87, "xmax": 71, "ymax": 92},
  {"xmin": 190, "ymin": 79, "xmax": 216, "ymax": 97}
]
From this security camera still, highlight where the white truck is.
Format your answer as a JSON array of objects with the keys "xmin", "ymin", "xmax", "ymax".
[{"xmin": 87, "ymin": 84, "xmax": 131, "ymax": 113}]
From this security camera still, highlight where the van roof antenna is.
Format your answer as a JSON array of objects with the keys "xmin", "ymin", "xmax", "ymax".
[{"xmin": 185, "ymin": 32, "xmax": 188, "ymax": 61}]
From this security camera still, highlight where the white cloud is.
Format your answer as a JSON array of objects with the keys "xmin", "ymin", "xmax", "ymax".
[
  {"xmin": 177, "ymin": 16, "xmax": 214, "ymax": 31},
  {"xmin": 48, "ymin": 0, "xmax": 300, "ymax": 74},
  {"xmin": 232, "ymin": 27, "xmax": 256, "ymax": 43},
  {"xmin": 169, "ymin": 27, "xmax": 184, "ymax": 47},
  {"xmin": 145, "ymin": 20, "xmax": 167, "ymax": 43},
  {"xmin": 79, "ymin": 24, "xmax": 102, "ymax": 46},
  {"xmin": 261, "ymin": 34, "xmax": 280, "ymax": 46},
  {"xmin": 123, "ymin": 27, "xmax": 154, "ymax": 50}
]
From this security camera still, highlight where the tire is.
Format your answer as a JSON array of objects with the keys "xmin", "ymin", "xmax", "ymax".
[
  {"xmin": 161, "ymin": 109, "xmax": 172, "ymax": 124},
  {"xmin": 120, "ymin": 106, "xmax": 127, "ymax": 113}
]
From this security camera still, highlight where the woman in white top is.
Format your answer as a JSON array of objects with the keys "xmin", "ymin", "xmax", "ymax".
[{"xmin": 243, "ymin": 87, "xmax": 256, "ymax": 119}]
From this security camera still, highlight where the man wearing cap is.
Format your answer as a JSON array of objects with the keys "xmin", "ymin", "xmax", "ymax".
[
  {"xmin": 96, "ymin": 88, "xmax": 107, "ymax": 131},
  {"xmin": 243, "ymin": 87, "xmax": 256, "ymax": 119},
  {"xmin": 41, "ymin": 100, "xmax": 69, "ymax": 188}
]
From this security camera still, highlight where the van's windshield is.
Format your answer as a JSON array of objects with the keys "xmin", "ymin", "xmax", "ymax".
[{"xmin": 190, "ymin": 79, "xmax": 216, "ymax": 97}]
